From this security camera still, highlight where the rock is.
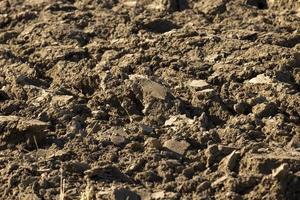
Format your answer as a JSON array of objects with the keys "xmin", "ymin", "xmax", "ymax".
[
  {"xmin": 164, "ymin": 115, "xmax": 194, "ymax": 130},
  {"xmin": 126, "ymin": 158, "xmax": 146, "ymax": 173},
  {"xmin": 187, "ymin": 79, "xmax": 212, "ymax": 91},
  {"xmin": 141, "ymin": 79, "xmax": 169, "ymax": 100},
  {"xmin": 182, "ymin": 166, "xmax": 195, "ymax": 178},
  {"xmin": 252, "ymin": 102, "xmax": 277, "ymax": 118},
  {"xmin": 219, "ymin": 150, "xmax": 240, "ymax": 172},
  {"xmin": 110, "ymin": 135, "xmax": 126, "ymax": 146},
  {"xmin": 144, "ymin": 138, "xmax": 162, "ymax": 150},
  {"xmin": 163, "ymin": 139, "xmax": 190, "ymax": 155},
  {"xmin": 112, "ymin": 188, "xmax": 140, "ymax": 200},
  {"xmin": 248, "ymin": 74, "xmax": 273, "ymax": 84},
  {"xmin": 129, "ymin": 75, "xmax": 170, "ymax": 100},
  {"xmin": 272, "ymin": 163, "xmax": 289, "ymax": 179}
]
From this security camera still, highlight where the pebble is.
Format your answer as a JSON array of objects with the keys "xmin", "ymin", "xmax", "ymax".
[
  {"xmin": 164, "ymin": 115, "xmax": 194, "ymax": 127},
  {"xmin": 219, "ymin": 150, "xmax": 240, "ymax": 172},
  {"xmin": 163, "ymin": 139, "xmax": 190, "ymax": 155},
  {"xmin": 110, "ymin": 135, "xmax": 126, "ymax": 146},
  {"xmin": 141, "ymin": 79, "xmax": 169, "ymax": 100},
  {"xmin": 248, "ymin": 74, "xmax": 273, "ymax": 84},
  {"xmin": 187, "ymin": 79, "xmax": 211, "ymax": 90}
]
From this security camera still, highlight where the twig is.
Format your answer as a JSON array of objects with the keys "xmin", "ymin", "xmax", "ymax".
[
  {"xmin": 33, "ymin": 136, "xmax": 39, "ymax": 150},
  {"xmin": 59, "ymin": 165, "xmax": 65, "ymax": 200}
]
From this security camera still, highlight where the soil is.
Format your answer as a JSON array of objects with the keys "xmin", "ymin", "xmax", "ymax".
[{"xmin": 0, "ymin": 0, "xmax": 300, "ymax": 199}]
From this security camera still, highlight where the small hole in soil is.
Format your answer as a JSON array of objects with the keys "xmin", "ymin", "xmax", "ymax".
[
  {"xmin": 246, "ymin": 0, "xmax": 268, "ymax": 9},
  {"xmin": 143, "ymin": 19, "xmax": 180, "ymax": 34}
]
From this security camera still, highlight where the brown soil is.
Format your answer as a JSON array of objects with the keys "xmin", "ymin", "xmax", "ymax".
[{"xmin": 1, "ymin": 0, "xmax": 300, "ymax": 199}]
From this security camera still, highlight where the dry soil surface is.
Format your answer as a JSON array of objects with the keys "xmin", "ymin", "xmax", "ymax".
[{"xmin": 1, "ymin": 0, "xmax": 300, "ymax": 199}]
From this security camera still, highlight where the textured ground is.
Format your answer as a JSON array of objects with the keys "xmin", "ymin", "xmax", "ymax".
[{"xmin": 0, "ymin": 0, "xmax": 300, "ymax": 199}]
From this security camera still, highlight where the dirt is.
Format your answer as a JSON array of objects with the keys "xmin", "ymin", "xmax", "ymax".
[{"xmin": 0, "ymin": 0, "xmax": 300, "ymax": 199}]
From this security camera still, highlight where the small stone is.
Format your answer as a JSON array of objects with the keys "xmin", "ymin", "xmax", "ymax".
[
  {"xmin": 219, "ymin": 150, "xmax": 240, "ymax": 172},
  {"xmin": 110, "ymin": 135, "xmax": 126, "ymax": 146},
  {"xmin": 187, "ymin": 80, "xmax": 211, "ymax": 90},
  {"xmin": 126, "ymin": 159, "xmax": 146, "ymax": 173},
  {"xmin": 141, "ymin": 80, "xmax": 168, "ymax": 100},
  {"xmin": 272, "ymin": 163, "xmax": 289, "ymax": 179},
  {"xmin": 252, "ymin": 102, "xmax": 277, "ymax": 118},
  {"xmin": 163, "ymin": 139, "xmax": 190, "ymax": 155},
  {"xmin": 182, "ymin": 166, "xmax": 194, "ymax": 178},
  {"xmin": 144, "ymin": 138, "xmax": 162, "ymax": 150},
  {"xmin": 112, "ymin": 188, "xmax": 140, "ymax": 200},
  {"xmin": 248, "ymin": 74, "xmax": 273, "ymax": 84},
  {"xmin": 164, "ymin": 115, "xmax": 194, "ymax": 128}
]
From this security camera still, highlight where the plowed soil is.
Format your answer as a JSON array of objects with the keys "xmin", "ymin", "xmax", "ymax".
[{"xmin": 1, "ymin": 0, "xmax": 300, "ymax": 199}]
